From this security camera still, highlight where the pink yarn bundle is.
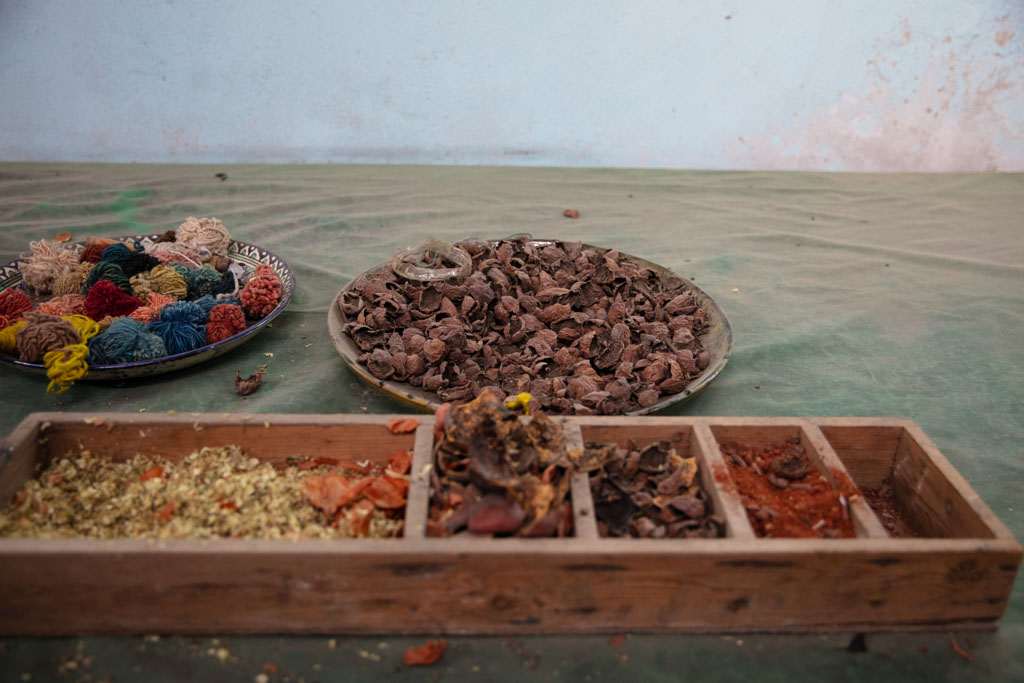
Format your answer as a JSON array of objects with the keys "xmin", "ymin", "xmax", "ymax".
[
  {"xmin": 146, "ymin": 242, "xmax": 205, "ymax": 267},
  {"xmin": 239, "ymin": 265, "xmax": 282, "ymax": 319},
  {"xmin": 38, "ymin": 293, "xmax": 87, "ymax": 317},
  {"xmin": 129, "ymin": 291, "xmax": 175, "ymax": 323}
]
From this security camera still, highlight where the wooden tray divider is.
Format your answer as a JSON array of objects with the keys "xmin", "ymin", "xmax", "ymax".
[
  {"xmin": 560, "ymin": 419, "xmax": 600, "ymax": 540},
  {"xmin": 403, "ymin": 423, "xmax": 435, "ymax": 540},
  {"xmin": 691, "ymin": 422, "xmax": 756, "ymax": 540},
  {"xmin": 800, "ymin": 422, "xmax": 890, "ymax": 539}
]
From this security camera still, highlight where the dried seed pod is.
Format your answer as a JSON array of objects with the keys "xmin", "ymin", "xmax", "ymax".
[
  {"xmin": 567, "ymin": 376, "xmax": 599, "ymax": 400},
  {"xmin": 637, "ymin": 388, "xmax": 660, "ymax": 408},
  {"xmin": 537, "ymin": 303, "xmax": 572, "ymax": 324},
  {"xmin": 423, "ymin": 339, "xmax": 447, "ymax": 364},
  {"xmin": 366, "ymin": 348, "xmax": 395, "ymax": 379}
]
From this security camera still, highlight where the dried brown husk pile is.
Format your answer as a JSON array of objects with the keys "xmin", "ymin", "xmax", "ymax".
[
  {"xmin": 341, "ymin": 238, "xmax": 710, "ymax": 414},
  {"xmin": 428, "ymin": 389, "xmax": 588, "ymax": 537},
  {"xmin": 587, "ymin": 439, "xmax": 725, "ymax": 538}
]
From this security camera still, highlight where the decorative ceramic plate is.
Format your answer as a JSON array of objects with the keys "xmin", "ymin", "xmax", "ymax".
[
  {"xmin": 0, "ymin": 235, "xmax": 295, "ymax": 381},
  {"xmin": 328, "ymin": 240, "xmax": 731, "ymax": 415}
]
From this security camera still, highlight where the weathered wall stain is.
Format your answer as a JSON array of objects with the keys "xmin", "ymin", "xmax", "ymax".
[{"xmin": 727, "ymin": 11, "xmax": 1022, "ymax": 172}]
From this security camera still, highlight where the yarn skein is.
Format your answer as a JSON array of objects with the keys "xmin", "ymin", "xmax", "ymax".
[
  {"xmin": 15, "ymin": 311, "xmax": 80, "ymax": 363},
  {"xmin": 176, "ymin": 217, "xmax": 232, "ymax": 257},
  {"xmin": 83, "ymin": 280, "xmax": 142, "ymax": 319},
  {"xmin": 130, "ymin": 265, "xmax": 188, "ymax": 301},
  {"xmin": 186, "ymin": 263, "xmax": 224, "ymax": 299},
  {"xmin": 99, "ymin": 243, "xmax": 160, "ymax": 277},
  {"xmin": 38, "ymin": 293, "xmax": 87, "ymax": 317},
  {"xmin": 80, "ymin": 238, "xmax": 117, "ymax": 263},
  {"xmin": 19, "ymin": 240, "xmax": 81, "ymax": 294},
  {"xmin": 0, "ymin": 289, "xmax": 33, "ymax": 324},
  {"xmin": 81, "ymin": 262, "xmax": 132, "ymax": 295},
  {"xmin": 192, "ymin": 294, "xmax": 241, "ymax": 319},
  {"xmin": 79, "ymin": 243, "xmax": 108, "ymax": 264},
  {"xmin": 145, "ymin": 242, "xmax": 204, "ymax": 267},
  {"xmin": 206, "ymin": 303, "xmax": 246, "ymax": 343},
  {"xmin": 0, "ymin": 320, "xmax": 27, "ymax": 354},
  {"xmin": 88, "ymin": 317, "xmax": 167, "ymax": 365},
  {"xmin": 43, "ymin": 314, "xmax": 101, "ymax": 395},
  {"xmin": 129, "ymin": 291, "xmax": 175, "ymax": 323},
  {"xmin": 149, "ymin": 301, "xmax": 208, "ymax": 355},
  {"xmin": 51, "ymin": 262, "xmax": 94, "ymax": 296},
  {"xmin": 239, "ymin": 265, "xmax": 282, "ymax": 319}
]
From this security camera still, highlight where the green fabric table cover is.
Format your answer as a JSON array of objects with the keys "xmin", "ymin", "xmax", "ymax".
[{"xmin": 0, "ymin": 164, "xmax": 1021, "ymax": 681}]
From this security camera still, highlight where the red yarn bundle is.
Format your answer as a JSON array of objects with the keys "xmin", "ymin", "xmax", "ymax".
[
  {"xmin": 79, "ymin": 243, "xmax": 108, "ymax": 263},
  {"xmin": 84, "ymin": 280, "xmax": 141, "ymax": 319},
  {"xmin": 239, "ymin": 265, "xmax": 282, "ymax": 319},
  {"xmin": 0, "ymin": 289, "xmax": 34, "ymax": 326},
  {"xmin": 206, "ymin": 303, "xmax": 246, "ymax": 343}
]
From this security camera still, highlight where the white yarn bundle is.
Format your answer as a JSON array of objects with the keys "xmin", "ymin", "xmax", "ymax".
[
  {"xmin": 19, "ymin": 239, "xmax": 82, "ymax": 294},
  {"xmin": 176, "ymin": 217, "xmax": 232, "ymax": 258}
]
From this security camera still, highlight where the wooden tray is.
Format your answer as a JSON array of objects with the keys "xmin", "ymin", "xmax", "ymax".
[{"xmin": 0, "ymin": 413, "xmax": 1019, "ymax": 635}]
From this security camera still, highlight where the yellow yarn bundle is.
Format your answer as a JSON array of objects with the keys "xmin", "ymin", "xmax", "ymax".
[
  {"xmin": 0, "ymin": 320, "xmax": 27, "ymax": 354},
  {"xmin": 42, "ymin": 315, "xmax": 101, "ymax": 395},
  {"xmin": 130, "ymin": 265, "xmax": 188, "ymax": 302}
]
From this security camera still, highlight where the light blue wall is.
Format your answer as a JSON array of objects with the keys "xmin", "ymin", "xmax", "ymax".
[{"xmin": 1, "ymin": 1, "xmax": 1021, "ymax": 170}]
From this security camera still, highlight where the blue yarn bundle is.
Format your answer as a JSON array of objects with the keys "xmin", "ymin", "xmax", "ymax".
[
  {"xmin": 100, "ymin": 243, "xmax": 159, "ymax": 277},
  {"xmin": 148, "ymin": 301, "xmax": 207, "ymax": 355},
  {"xmin": 87, "ymin": 317, "xmax": 167, "ymax": 365},
  {"xmin": 186, "ymin": 264, "xmax": 224, "ymax": 299},
  {"xmin": 81, "ymin": 262, "xmax": 132, "ymax": 295}
]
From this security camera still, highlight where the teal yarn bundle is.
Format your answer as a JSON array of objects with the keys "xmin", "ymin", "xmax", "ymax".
[
  {"xmin": 100, "ymin": 243, "xmax": 159, "ymax": 277},
  {"xmin": 192, "ymin": 294, "xmax": 243, "ymax": 318},
  {"xmin": 87, "ymin": 317, "xmax": 167, "ymax": 365},
  {"xmin": 186, "ymin": 264, "xmax": 224, "ymax": 299},
  {"xmin": 148, "ymin": 301, "xmax": 208, "ymax": 355},
  {"xmin": 170, "ymin": 263, "xmax": 192, "ymax": 279},
  {"xmin": 81, "ymin": 262, "xmax": 132, "ymax": 295}
]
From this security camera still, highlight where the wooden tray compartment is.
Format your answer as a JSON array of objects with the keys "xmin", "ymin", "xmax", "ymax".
[
  {"xmin": 703, "ymin": 422, "xmax": 888, "ymax": 539},
  {"xmin": 818, "ymin": 419, "xmax": 999, "ymax": 539},
  {"xmin": 578, "ymin": 420, "xmax": 744, "ymax": 538},
  {"xmin": 0, "ymin": 413, "xmax": 1019, "ymax": 636}
]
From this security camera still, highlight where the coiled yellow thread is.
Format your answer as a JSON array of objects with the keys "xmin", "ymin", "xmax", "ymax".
[{"xmin": 42, "ymin": 315, "xmax": 101, "ymax": 395}]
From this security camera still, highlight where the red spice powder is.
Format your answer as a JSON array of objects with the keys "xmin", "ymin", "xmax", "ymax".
[{"xmin": 720, "ymin": 440, "xmax": 855, "ymax": 539}]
